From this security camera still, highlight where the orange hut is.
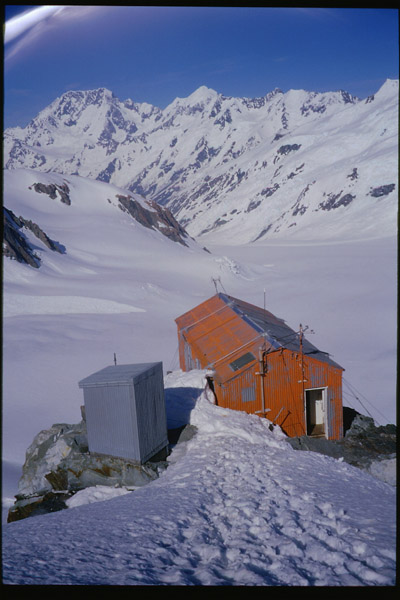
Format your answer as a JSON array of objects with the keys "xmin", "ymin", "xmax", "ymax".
[{"xmin": 175, "ymin": 293, "xmax": 344, "ymax": 439}]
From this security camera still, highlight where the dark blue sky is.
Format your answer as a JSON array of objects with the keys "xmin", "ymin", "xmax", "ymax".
[{"xmin": 3, "ymin": 6, "xmax": 399, "ymax": 128}]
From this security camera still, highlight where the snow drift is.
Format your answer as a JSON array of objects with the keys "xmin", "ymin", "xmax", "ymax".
[{"xmin": 2, "ymin": 371, "xmax": 396, "ymax": 586}]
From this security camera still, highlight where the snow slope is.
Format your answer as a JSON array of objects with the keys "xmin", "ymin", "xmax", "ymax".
[
  {"xmin": 2, "ymin": 168, "xmax": 257, "ymax": 469},
  {"xmin": 2, "ymin": 371, "xmax": 396, "ymax": 586},
  {"xmin": 2, "ymin": 167, "xmax": 396, "ymax": 472}
]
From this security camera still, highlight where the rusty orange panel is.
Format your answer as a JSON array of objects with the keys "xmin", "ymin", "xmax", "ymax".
[
  {"xmin": 176, "ymin": 295, "xmax": 343, "ymax": 440},
  {"xmin": 176, "ymin": 296, "xmax": 264, "ymax": 370},
  {"xmin": 261, "ymin": 350, "xmax": 308, "ymax": 437},
  {"xmin": 212, "ymin": 349, "xmax": 342, "ymax": 440}
]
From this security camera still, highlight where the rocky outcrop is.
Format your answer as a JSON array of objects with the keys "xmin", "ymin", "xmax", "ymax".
[
  {"xmin": 31, "ymin": 181, "xmax": 71, "ymax": 205},
  {"xmin": 3, "ymin": 208, "xmax": 41, "ymax": 268},
  {"xmin": 368, "ymin": 183, "xmax": 396, "ymax": 198},
  {"xmin": 287, "ymin": 410, "xmax": 396, "ymax": 485},
  {"xmin": 117, "ymin": 193, "xmax": 192, "ymax": 246},
  {"xmin": 7, "ymin": 416, "xmax": 197, "ymax": 523},
  {"xmin": 3, "ymin": 207, "xmax": 65, "ymax": 268},
  {"xmin": 7, "ymin": 417, "xmax": 164, "ymax": 523}
]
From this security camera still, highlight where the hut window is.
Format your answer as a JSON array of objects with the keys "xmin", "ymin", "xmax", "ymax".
[
  {"xmin": 242, "ymin": 386, "xmax": 256, "ymax": 403},
  {"xmin": 229, "ymin": 352, "xmax": 256, "ymax": 372},
  {"xmin": 184, "ymin": 341, "xmax": 201, "ymax": 370}
]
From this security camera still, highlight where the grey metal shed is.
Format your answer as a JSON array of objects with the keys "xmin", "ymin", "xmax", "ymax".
[{"xmin": 78, "ymin": 362, "xmax": 168, "ymax": 464}]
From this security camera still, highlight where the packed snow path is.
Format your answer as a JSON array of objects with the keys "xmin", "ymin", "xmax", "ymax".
[{"xmin": 2, "ymin": 383, "xmax": 396, "ymax": 586}]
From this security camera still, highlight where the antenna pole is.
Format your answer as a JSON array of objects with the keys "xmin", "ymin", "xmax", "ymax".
[
  {"xmin": 212, "ymin": 276, "xmax": 227, "ymax": 294},
  {"xmin": 299, "ymin": 324, "xmax": 305, "ymax": 408}
]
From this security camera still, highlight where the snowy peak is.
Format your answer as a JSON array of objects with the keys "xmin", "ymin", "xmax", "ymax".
[
  {"xmin": 13, "ymin": 87, "xmax": 161, "ymax": 141},
  {"xmin": 180, "ymin": 85, "xmax": 219, "ymax": 106},
  {"xmin": 373, "ymin": 77, "xmax": 399, "ymax": 100},
  {"xmin": 33, "ymin": 88, "xmax": 116, "ymax": 127}
]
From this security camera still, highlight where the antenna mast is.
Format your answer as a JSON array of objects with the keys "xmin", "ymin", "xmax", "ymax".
[
  {"xmin": 298, "ymin": 323, "xmax": 314, "ymax": 404},
  {"xmin": 211, "ymin": 277, "xmax": 226, "ymax": 294}
]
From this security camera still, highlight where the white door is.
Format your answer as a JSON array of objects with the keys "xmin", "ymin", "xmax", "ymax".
[
  {"xmin": 314, "ymin": 395, "xmax": 324, "ymax": 425},
  {"xmin": 306, "ymin": 388, "xmax": 325, "ymax": 436}
]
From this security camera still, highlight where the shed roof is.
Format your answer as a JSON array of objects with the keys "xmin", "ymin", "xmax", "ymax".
[
  {"xmin": 178, "ymin": 293, "xmax": 343, "ymax": 370},
  {"xmin": 78, "ymin": 362, "xmax": 162, "ymax": 388}
]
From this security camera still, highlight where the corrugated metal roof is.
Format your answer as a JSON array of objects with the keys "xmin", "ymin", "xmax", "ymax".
[
  {"xmin": 79, "ymin": 363, "xmax": 162, "ymax": 388},
  {"xmin": 218, "ymin": 293, "xmax": 343, "ymax": 370}
]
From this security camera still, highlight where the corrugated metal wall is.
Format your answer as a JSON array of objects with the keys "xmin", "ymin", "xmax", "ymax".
[
  {"xmin": 262, "ymin": 349, "xmax": 306, "ymax": 437},
  {"xmin": 81, "ymin": 364, "xmax": 168, "ymax": 463},
  {"xmin": 176, "ymin": 295, "xmax": 262, "ymax": 371},
  {"xmin": 213, "ymin": 350, "xmax": 343, "ymax": 439},
  {"xmin": 134, "ymin": 368, "xmax": 168, "ymax": 463},
  {"xmin": 84, "ymin": 384, "xmax": 140, "ymax": 461}
]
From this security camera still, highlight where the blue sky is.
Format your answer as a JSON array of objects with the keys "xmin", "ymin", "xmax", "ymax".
[{"xmin": 3, "ymin": 6, "xmax": 399, "ymax": 129}]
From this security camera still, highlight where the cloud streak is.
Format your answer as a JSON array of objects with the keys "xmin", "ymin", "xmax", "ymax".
[
  {"xmin": 4, "ymin": 6, "xmax": 67, "ymax": 44},
  {"xmin": 4, "ymin": 6, "xmax": 102, "ymax": 66}
]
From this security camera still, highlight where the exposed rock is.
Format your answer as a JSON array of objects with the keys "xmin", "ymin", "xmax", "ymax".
[
  {"xmin": 3, "ymin": 206, "xmax": 65, "ymax": 267},
  {"xmin": 277, "ymin": 143, "xmax": 302, "ymax": 156},
  {"xmin": 32, "ymin": 182, "xmax": 71, "ymax": 205},
  {"xmin": 261, "ymin": 183, "xmax": 280, "ymax": 197},
  {"xmin": 369, "ymin": 184, "xmax": 396, "ymax": 198},
  {"xmin": 7, "ymin": 491, "xmax": 73, "ymax": 522},
  {"xmin": 7, "ymin": 417, "xmax": 196, "ymax": 523},
  {"xmin": 97, "ymin": 157, "xmax": 120, "ymax": 183},
  {"xmin": 117, "ymin": 193, "xmax": 192, "ymax": 246},
  {"xmin": 347, "ymin": 167, "xmax": 358, "ymax": 180},
  {"xmin": 319, "ymin": 191, "xmax": 355, "ymax": 211},
  {"xmin": 246, "ymin": 199, "xmax": 262, "ymax": 213},
  {"xmin": 287, "ymin": 410, "xmax": 396, "ymax": 485},
  {"xmin": 3, "ymin": 208, "xmax": 41, "ymax": 268}
]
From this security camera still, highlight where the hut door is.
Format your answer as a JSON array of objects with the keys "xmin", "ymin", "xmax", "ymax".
[{"xmin": 305, "ymin": 388, "xmax": 326, "ymax": 437}]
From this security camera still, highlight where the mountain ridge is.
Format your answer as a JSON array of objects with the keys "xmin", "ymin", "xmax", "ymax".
[{"xmin": 4, "ymin": 79, "xmax": 398, "ymax": 244}]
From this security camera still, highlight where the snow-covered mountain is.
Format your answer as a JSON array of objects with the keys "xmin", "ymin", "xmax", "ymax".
[{"xmin": 4, "ymin": 80, "xmax": 398, "ymax": 244}]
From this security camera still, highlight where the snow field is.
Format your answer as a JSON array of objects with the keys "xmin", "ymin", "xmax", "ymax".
[
  {"xmin": 3, "ymin": 293, "xmax": 146, "ymax": 317},
  {"xmin": 2, "ymin": 375, "xmax": 396, "ymax": 586}
]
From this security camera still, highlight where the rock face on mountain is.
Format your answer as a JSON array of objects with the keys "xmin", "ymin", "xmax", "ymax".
[
  {"xmin": 3, "ymin": 206, "xmax": 66, "ymax": 268},
  {"xmin": 116, "ymin": 193, "xmax": 192, "ymax": 246},
  {"xmin": 31, "ymin": 181, "xmax": 71, "ymax": 205},
  {"xmin": 7, "ymin": 414, "xmax": 198, "ymax": 523},
  {"xmin": 4, "ymin": 80, "xmax": 398, "ymax": 243}
]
